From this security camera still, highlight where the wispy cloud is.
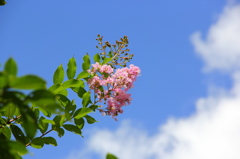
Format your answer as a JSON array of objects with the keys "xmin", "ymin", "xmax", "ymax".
[
  {"xmin": 191, "ymin": 4, "xmax": 240, "ymax": 73},
  {"xmin": 66, "ymin": 3, "xmax": 240, "ymax": 159}
]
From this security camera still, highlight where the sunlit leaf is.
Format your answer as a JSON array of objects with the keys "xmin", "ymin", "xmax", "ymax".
[
  {"xmin": 74, "ymin": 118, "xmax": 84, "ymax": 129},
  {"xmin": 102, "ymin": 58, "xmax": 112, "ymax": 65},
  {"xmin": 82, "ymin": 54, "xmax": 90, "ymax": 71},
  {"xmin": 2, "ymin": 126, "xmax": 11, "ymax": 140},
  {"xmin": 26, "ymin": 90, "xmax": 57, "ymax": 106},
  {"xmin": 42, "ymin": 118, "xmax": 55, "ymax": 125},
  {"xmin": 4, "ymin": 103, "xmax": 16, "ymax": 118},
  {"xmin": 94, "ymin": 53, "xmax": 101, "ymax": 63},
  {"xmin": 31, "ymin": 137, "xmax": 44, "ymax": 149},
  {"xmin": 53, "ymin": 115, "xmax": 65, "ymax": 127},
  {"xmin": 56, "ymin": 94, "xmax": 70, "ymax": 107},
  {"xmin": 73, "ymin": 108, "xmax": 92, "ymax": 119},
  {"xmin": 48, "ymin": 84, "xmax": 64, "ymax": 94},
  {"xmin": 38, "ymin": 117, "xmax": 49, "ymax": 134},
  {"xmin": 67, "ymin": 57, "xmax": 77, "ymax": 79},
  {"xmin": 54, "ymin": 127, "xmax": 64, "ymax": 138},
  {"xmin": 65, "ymin": 102, "xmax": 76, "ymax": 120},
  {"xmin": 62, "ymin": 79, "xmax": 84, "ymax": 89},
  {"xmin": 43, "ymin": 137, "xmax": 57, "ymax": 146},
  {"xmin": 8, "ymin": 141, "xmax": 28, "ymax": 155},
  {"xmin": 0, "ymin": 72, "xmax": 8, "ymax": 88},
  {"xmin": 4, "ymin": 58, "xmax": 17, "ymax": 76},
  {"xmin": 106, "ymin": 153, "xmax": 118, "ymax": 159},
  {"xmin": 82, "ymin": 92, "xmax": 91, "ymax": 107},
  {"xmin": 89, "ymin": 105, "xmax": 99, "ymax": 112},
  {"xmin": 53, "ymin": 64, "xmax": 64, "ymax": 84},
  {"xmin": 84, "ymin": 115, "xmax": 98, "ymax": 124},
  {"xmin": 63, "ymin": 124, "xmax": 82, "ymax": 136},
  {"xmin": 76, "ymin": 71, "xmax": 90, "ymax": 79},
  {"xmin": 10, "ymin": 75, "xmax": 46, "ymax": 90},
  {"xmin": 58, "ymin": 89, "xmax": 68, "ymax": 96},
  {"xmin": 77, "ymin": 87, "xmax": 87, "ymax": 98}
]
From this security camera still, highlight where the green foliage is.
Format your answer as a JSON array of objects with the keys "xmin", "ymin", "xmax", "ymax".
[
  {"xmin": 102, "ymin": 58, "xmax": 112, "ymax": 65},
  {"xmin": 94, "ymin": 53, "xmax": 101, "ymax": 63},
  {"xmin": 53, "ymin": 64, "xmax": 64, "ymax": 84},
  {"xmin": 31, "ymin": 137, "xmax": 57, "ymax": 149},
  {"xmin": 82, "ymin": 54, "xmax": 91, "ymax": 71},
  {"xmin": 0, "ymin": 0, "xmax": 6, "ymax": 6},
  {"xmin": 67, "ymin": 57, "xmax": 77, "ymax": 79},
  {"xmin": 106, "ymin": 153, "xmax": 118, "ymax": 159},
  {"xmin": 4, "ymin": 58, "xmax": 17, "ymax": 76},
  {"xmin": 0, "ymin": 57, "xmax": 97, "ymax": 157},
  {"xmin": 10, "ymin": 75, "xmax": 46, "ymax": 90},
  {"xmin": 0, "ymin": 35, "xmax": 130, "ymax": 158}
]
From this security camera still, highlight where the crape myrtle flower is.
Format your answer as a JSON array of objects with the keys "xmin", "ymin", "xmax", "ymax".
[{"xmin": 87, "ymin": 62, "xmax": 140, "ymax": 120}]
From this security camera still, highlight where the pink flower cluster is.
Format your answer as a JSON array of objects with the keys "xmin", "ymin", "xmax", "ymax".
[{"xmin": 87, "ymin": 62, "xmax": 140, "ymax": 120}]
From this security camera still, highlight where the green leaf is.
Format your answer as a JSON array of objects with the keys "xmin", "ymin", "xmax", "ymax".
[
  {"xmin": 77, "ymin": 71, "xmax": 90, "ymax": 79},
  {"xmin": 56, "ymin": 94, "xmax": 70, "ymax": 107},
  {"xmin": 54, "ymin": 127, "xmax": 64, "ymax": 138},
  {"xmin": 37, "ymin": 107, "xmax": 50, "ymax": 117},
  {"xmin": 84, "ymin": 115, "xmax": 98, "ymax": 124},
  {"xmin": 102, "ymin": 58, "xmax": 112, "ymax": 65},
  {"xmin": 42, "ymin": 118, "xmax": 55, "ymax": 125},
  {"xmin": 10, "ymin": 75, "xmax": 46, "ymax": 90},
  {"xmin": 63, "ymin": 79, "xmax": 84, "ymax": 89},
  {"xmin": 48, "ymin": 84, "xmax": 64, "ymax": 94},
  {"xmin": 53, "ymin": 64, "xmax": 64, "ymax": 84},
  {"xmin": 58, "ymin": 89, "xmax": 68, "ymax": 96},
  {"xmin": 8, "ymin": 141, "xmax": 28, "ymax": 155},
  {"xmin": 38, "ymin": 117, "xmax": 49, "ymax": 134},
  {"xmin": 21, "ymin": 114, "xmax": 37, "ymax": 140},
  {"xmin": 4, "ymin": 103, "xmax": 16, "ymax": 118},
  {"xmin": 2, "ymin": 126, "xmax": 11, "ymax": 140},
  {"xmin": 4, "ymin": 58, "xmax": 17, "ymax": 76},
  {"xmin": 0, "ymin": 72, "xmax": 8, "ymax": 88},
  {"xmin": 94, "ymin": 53, "xmax": 101, "ymax": 63},
  {"xmin": 43, "ymin": 137, "xmax": 57, "ymax": 146},
  {"xmin": 106, "ymin": 153, "xmax": 118, "ymax": 159},
  {"xmin": 89, "ymin": 105, "xmax": 99, "ymax": 112},
  {"xmin": 53, "ymin": 115, "xmax": 65, "ymax": 127},
  {"xmin": 82, "ymin": 92, "xmax": 91, "ymax": 107},
  {"xmin": 73, "ymin": 108, "xmax": 92, "ymax": 119},
  {"xmin": 27, "ymin": 90, "xmax": 57, "ymax": 106},
  {"xmin": 26, "ymin": 90, "xmax": 63, "ymax": 114},
  {"xmin": 63, "ymin": 124, "xmax": 82, "ymax": 136},
  {"xmin": 10, "ymin": 125, "xmax": 27, "ymax": 144},
  {"xmin": 19, "ymin": 106, "xmax": 38, "ymax": 139},
  {"xmin": 82, "ymin": 54, "xmax": 90, "ymax": 71},
  {"xmin": 65, "ymin": 102, "xmax": 76, "ymax": 120},
  {"xmin": 33, "ymin": 108, "xmax": 40, "ymax": 119},
  {"xmin": 67, "ymin": 57, "xmax": 77, "ymax": 79},
  {"xmin": 31, "ymin": 137, "xmax": 44, "ymax": 149},
  {"xmin": 77, "ymin": 87, "xmax": 87, "ymax": 98},
  {"xmin": 74, "ymin": 118, "xmax": 85, "ymax": 129}
]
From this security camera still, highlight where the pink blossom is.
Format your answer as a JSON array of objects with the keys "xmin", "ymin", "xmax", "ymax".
[
  {"xmin": 87, "ymin": 62, "xmax": 140, "ymax": 120},
  {"xmin": 100, "ymin": 65, "xmax": 114, "ymax": 74}
]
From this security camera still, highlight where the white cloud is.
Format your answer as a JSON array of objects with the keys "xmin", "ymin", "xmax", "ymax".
[
  {"xmin": 67, "ymin": 79, "xmax": 240, "ymax": 159},
  {"xmin": 191, "ymin": 4, "xmax": 240, "ymax": 72},
  {"xmin": 66, "ymin": 3, "xmax": 240, "ymax": 159}
]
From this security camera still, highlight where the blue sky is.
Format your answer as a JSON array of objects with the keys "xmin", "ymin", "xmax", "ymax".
[{"xmin": 1, "ymin": 0, "xmax": 240, "ymax": 159}]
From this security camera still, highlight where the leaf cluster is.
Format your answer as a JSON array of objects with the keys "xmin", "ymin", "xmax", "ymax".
[
  {"xmin": 0, "ymin": 35, "xmax": 131, "ymax": 158},
  {"xmin": 0, "ymin": 57, "xmax": 100, "ymax": 158}
]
